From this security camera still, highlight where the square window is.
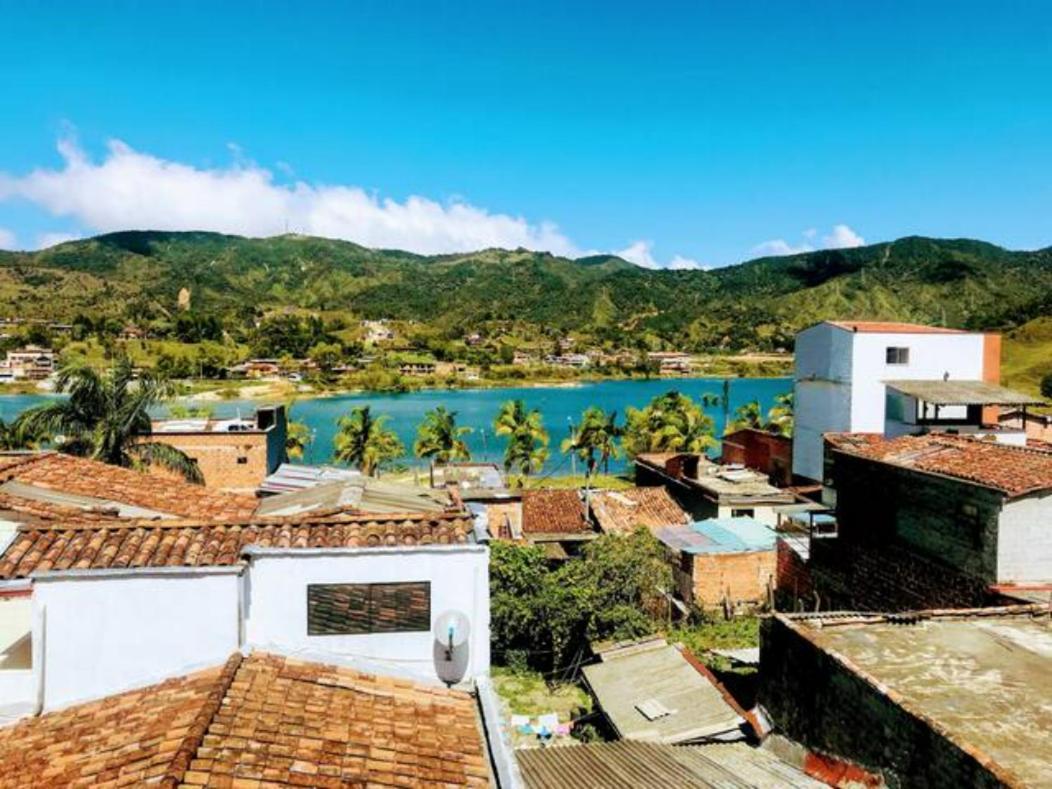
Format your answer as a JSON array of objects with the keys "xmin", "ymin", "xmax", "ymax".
[{"xmin": 885, "ymin": 347, "xmax": 910, "ymax": 365}]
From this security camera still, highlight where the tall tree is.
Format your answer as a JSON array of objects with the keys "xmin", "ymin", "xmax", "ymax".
[
  {"xmin": 562, "ymin": 407, "xmax": 622, "ymax": 479},
  {"xmin": 414, "ymin": 406, "xmax": 472, "ymax": 465},
  {"xmin": 0, "ymin": 417, "xmax": 43, "ymax": 451},
  {"xmin": 283, "ymin": 405, "xmax": 312, "ymax": 461},
  {"xmin": 493, "ymin": 400, "xmax": 549, "ymax": 479},
  {"xmin": 623, "ymin": 390, "xmax": 717, "ymax": 457},
  {"xmin": 333, "ymin": 405, "xmax": 404, "ymax": 476},
  {"xmin": 17, "ymin": 359, "xmax": 203, "ymax": 482},
  {"xmin": 729, "ymin": 392, "xmax": 794, "ymax": 436}
]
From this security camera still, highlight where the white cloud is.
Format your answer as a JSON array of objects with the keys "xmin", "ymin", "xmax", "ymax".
[
  {"xmin": 668, "ymin": 254, "xmax": 706, "ymax": 270},
  {"xmin": 616, "ymin": 240, "xmax": 660, "ymax": 269},
  {"xmin": 35, "ymin": 231, "xmax": 80, "ymax": 249},
  {"xmin": 0, "ymin": 228, "xmax": 15, "ymax": 250},
  {"xmin": 822, "ymin": 223, "xmax": 865, "ymax": 249},
  {"xmin": 616, "ymin": 240, "xmax": 709, "ymax": 270},
  {"xmin": 0, "ymin": 137, "xmax": 579, "ymax": 257},
  {"xmin": 752, "ymin": 224, "xmax": 865, "ymax": 258}
]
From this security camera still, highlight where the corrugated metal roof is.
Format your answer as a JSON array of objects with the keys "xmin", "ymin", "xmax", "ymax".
[
  {"xmin": 581, "ymin": 641, "xmax": 745, "ymax": 744},
  {"xmin": 256, "ymin": 477, "xmax": 451, "ymax": 517},
  {"xmin": 259, "ymin": 463, "xmax": 361, "ymax": 495},
  {"xmin": 656, "ymin": 517, "xmax": 776, "ymax": 555},
  {"xmin": 517, "ymin": 741, "xmax": 824, "ymax": 789},
  {"xmin": 884, "ymin": 379, "xmax": 1045, "ymax": 406}
]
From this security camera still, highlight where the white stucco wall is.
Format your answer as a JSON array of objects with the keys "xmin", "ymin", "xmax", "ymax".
[
  {"xmin": 33, "ymin": 570, "xmax": 241, "ymax": 710},
  {"xmin": 793, "ymin": 323, "xmax": 987, "ymax": 480},
  {"xmin": 243, "ymin": 546, "xmax": 490, "ymax": 685},
  {"xmin": 997, "ymin": 492, "xmax": 1052, "ymax": 583},
  {"xmin": 848, "ymin": 332, "xmax": 985, "ymax": 433},
  {"xmin": 716, "ymin": 504, "xmax": 780, "ymax": 528}
]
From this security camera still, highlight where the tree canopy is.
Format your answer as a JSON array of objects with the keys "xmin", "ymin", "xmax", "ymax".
[
  {"xmin": 414, "ymin": 406, "xmax": 472, "ymax": 464},
  {"xmin": 333, "ymin": 405, "xmax": 404, "ymax": 476},
  {"xmin": 623, "ymin": 390, "xmax": 717, "ymax": 456},
  {"xmin": 493, "ymin": 400, "xmax": 549, "ymax": 479}
]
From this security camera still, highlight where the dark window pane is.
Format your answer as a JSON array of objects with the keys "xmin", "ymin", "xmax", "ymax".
[{"xmin": 307, "ymin": 582, "xmax": 431, "ymax": 636}]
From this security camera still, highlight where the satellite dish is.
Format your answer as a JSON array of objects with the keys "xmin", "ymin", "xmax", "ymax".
[{"xmin": 432, "ymin": 610, "xmax": 471, "ymax": 686}]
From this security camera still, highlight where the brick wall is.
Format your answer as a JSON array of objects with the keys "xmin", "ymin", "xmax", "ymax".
[
  {"xmin": 146, "ymin": 432, "xmax": 275, "ymax": 492},
  {"xmin": 688, "ymin": 549, "xmax": 775, "ymax": 609},
  {"xmin": 760, "ymin": 616, "xmax": 1009, "ymax": 789},
  {"xmin": 775, "ymin": 539, "xmax": 814, "ymax": 608},
  {"xmin": 720, "ymin": 429, "xmax": 793, "ymax": 487}
]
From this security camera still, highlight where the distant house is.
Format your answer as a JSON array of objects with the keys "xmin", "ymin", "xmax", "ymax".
[
  {"xmin": 512, "ymin": 350, "xmax": 535, "ymax": 366},
  {"xmin": 719, "ymin": 428, "xmax": 793, "ymax": 487},
  {"xmin": 656, "ymin": 516, "xmax": 777, "ymax": 610},
  {"xmin": 544, "ymin": 353, "xmax": 591, "ymax": 369},
  {"xmin": 147, "ymin": 405, "xmax": 287, "ymax": 493},
  {"xmin": 400, "ymin": 360, "xmax": 437, "ymax": 376},
  {"xmin": 2, "ymin": 346, "xmax": 55, "ymax": 381},
  {"xmin": 647, "ymin": 351, "xmax": 693, "ymax": 375},
  {"xmin": 791, "ymin": 320, "xmax": 1006, "ymax": 481},
  {"xmin": 464, "ymin": 332, "xmax": 484, "ymax": 346},
  {"xmin": 590, "ymin": 487, "xmax": 690, "ymax": 535},
  {"xmin": 519, "ymin": 489, "xmax": 596, "ymax": 559},
  {"xmin": 118, "ymin": 324, "xmax": 146, "ymax": 341},
  {"xmin": 635, "ymin": 453, "xmax": 797, "ymax": 525},
  {"xmin": 362, "ymin": 319, "xmax": 395, "ymax": 344},
  {"xmin": 230, "ymin": 358, "xmax": 282, "ymax": 378}
]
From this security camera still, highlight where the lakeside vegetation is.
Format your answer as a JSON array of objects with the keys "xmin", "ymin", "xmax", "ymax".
[{"xmin": 2, "ymin": 232, "xmax": 1051, "ymax": 393}]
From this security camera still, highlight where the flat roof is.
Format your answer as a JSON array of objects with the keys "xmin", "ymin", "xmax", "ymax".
[
  {"xmin": 826, "ymin": 320, "xmax": 967, "ymax": 334},
  {"xmin": 581, "ymin": 640, "xmax": 745, "ymax": 744},
  {"xmin": 657, "ymin": 517, "xmax": 776, "ymax": 555},
  {"xmin": 688, "ymin": 468, "xmax": 796, "ymax": 503},
  {"xmin": 782, "ymin": 608, "xmax": 1052, "ymax": 787},
  {"xmin": 884, "ymin": 379, "xmax": 1045, "ymax": 406}
]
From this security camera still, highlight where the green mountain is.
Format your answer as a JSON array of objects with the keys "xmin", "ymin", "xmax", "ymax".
[{"xmin": 1, "ymin": 231, "xmax": 1051, "ymax": 350}]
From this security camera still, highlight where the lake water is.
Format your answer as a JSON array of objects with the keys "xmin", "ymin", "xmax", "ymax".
[{"xmin": 0, "ymin": 376, "xmax": 791, "ymax": 473}]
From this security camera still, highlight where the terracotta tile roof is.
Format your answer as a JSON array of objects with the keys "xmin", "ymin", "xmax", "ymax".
[
  {"xmin": 0, "ymin": 510, "xmax": 477, "ymax": 579},
  {"xmin": 0, "ymin": 452, "xmax": 257, "ymax": 521},
  {"xmin": 0, "ymin": 652, "xmax": 490, "ymax": 788},
  {"xmin": 590, "ymin": 487, "xmax": 689, "ymax": 534},
  {"xmin": 521, "ymin": 489, "xmax": 591, "ymax": 535},
  {"xmin": 828, "ymin": 433, "xmax": 1052, "ymax": 498},
  {"xmin": 0, "ymin": 654, "xmax": 238, "ymax": 788},
  {"xmin": 0, "ymin": 491, "xmax": 124, "ymax": 525},
  {"xmin": 826, "ymin": 320, "xmax": 966, "ymax": 334}
]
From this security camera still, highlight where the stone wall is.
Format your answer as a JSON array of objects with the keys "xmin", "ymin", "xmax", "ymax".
[{"xmin": 759, "ymin": 616, "xmax": 1008, "ymax": 789}]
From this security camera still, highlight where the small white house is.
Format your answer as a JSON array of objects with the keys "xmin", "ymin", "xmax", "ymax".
[
  {"xmin": 0, "ymin": 510, "xmax": 490, "ymax": 714},
  {"xmin": 792, "ymin": 321, "xmax": 999, "ymax": 481}
]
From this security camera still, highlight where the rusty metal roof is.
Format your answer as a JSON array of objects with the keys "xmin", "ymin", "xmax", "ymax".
[
  {"xmin": 884, "ymin": 379, "xmax": 1045, "ymax": 406},
  {"xmin": 517, "ymin": 740, "xmax": 823, "ymax": 788}
]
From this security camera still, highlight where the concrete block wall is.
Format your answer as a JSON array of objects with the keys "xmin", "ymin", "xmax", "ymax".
[
  {"xmin": 690, "ymin": 550, "xmax": 775, "ymax": 609},
  {"xmin": 759, "ymin": 617, "xmax": 1008, "ymax": 789},
  {"xmin": 831, "ymin": 453, "xmax": 1002, "ymax": 584}
]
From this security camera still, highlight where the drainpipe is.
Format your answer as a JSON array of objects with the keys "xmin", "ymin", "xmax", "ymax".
[{"xmin": 32, "ymin": 603, "xmax": 45, "ymax": 716}]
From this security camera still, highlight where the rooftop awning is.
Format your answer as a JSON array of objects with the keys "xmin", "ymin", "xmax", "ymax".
[{"xmin": 884, "ymin": 380, "xmax": 1046, "ymax": 406}]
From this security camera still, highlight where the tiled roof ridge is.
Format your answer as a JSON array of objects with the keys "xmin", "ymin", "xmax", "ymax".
[
  {"xmin": 779, "ymin": 602, "xmax": 1046, "ymax": 627},
  {"xmin": 0, "ymin": 451, "xmax": 52, "ymax": 480},
  {"xmin": 13, "ymin": 507, "xmax": 474, "ymax": 533},
  {"xmin": 161, "ymin": 652, "xmax": 243, "ymax": 786},
  {"xmin": 276, "ymin": 654, "xmax": 471, "ymax": 706}
]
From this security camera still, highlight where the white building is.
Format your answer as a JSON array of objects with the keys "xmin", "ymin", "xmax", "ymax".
[
  {"xmin": 792, "ymin": 321, "xmax": 1001, "ymax": 481},
  {"xmin": 0, "ymin": 509, "xmax": 490, "ymax": 716}
]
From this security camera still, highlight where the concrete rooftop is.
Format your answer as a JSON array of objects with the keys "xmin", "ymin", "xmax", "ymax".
[{"xmin": 795, "ymin": 609, "xmax": 1052, "ymax": 786}]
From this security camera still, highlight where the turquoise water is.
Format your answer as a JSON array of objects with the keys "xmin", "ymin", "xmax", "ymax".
[{"xmin": 0, "ymin": 377, "xmax": 791, "ymax": 473}]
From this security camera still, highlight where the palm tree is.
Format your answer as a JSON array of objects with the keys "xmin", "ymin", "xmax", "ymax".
[
  {"xmin": 16, "ymin": 358, "xmax": 203, "ymax": 482},
  {"xmin": 623, "ymin": 391, "xmax": 717, "ymax": 456},
  {"xmin": 0, "ymin": 417, "xmax": 43, "ymax": 451},
  {"xmin": 729, "ymin": 393, "xmax": 794, "ymax": 436},
  {"xmin": 333, "ymin": 405, "xmax": 404, "ymax": 476},
  {"xmin": 700, "ymin": 378, "xmax": 731, "ymax": 434},
  {"xmin": 562, "ymin": 407, "xmax": 622, "ymax": 479},
  {"xmin": 493, "ymin": 400, "xmax": 549, "ymax": 480},
  {"xmin": 414, "ymin": 406, "xmax": 472, "ymax": 465},
  {"xmin": 283, "ymin": 405, "xmax": 312, "ymax": 461},
  {"xmin": 729, "ymin": 400, "xmax": 766, "ymax": 431}
]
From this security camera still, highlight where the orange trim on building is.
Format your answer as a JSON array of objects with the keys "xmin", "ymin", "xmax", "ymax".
[{"xmin": 981, "ymin": 333, "xmax": 1002, "ymax": 424}]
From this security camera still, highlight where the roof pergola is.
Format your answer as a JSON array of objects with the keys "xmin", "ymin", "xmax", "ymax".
[{"xmin": 883, "ymin": 380, "xmax": 1046, "ymax": 407}]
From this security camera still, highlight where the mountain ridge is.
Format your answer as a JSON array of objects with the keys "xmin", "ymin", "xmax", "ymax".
[{"xmin": 1, "ymin": 230, "xmax": 1051, "ymax": 351}]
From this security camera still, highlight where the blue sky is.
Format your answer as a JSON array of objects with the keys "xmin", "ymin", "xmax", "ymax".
[{"xmin": 1, "ymin": 1, "xmax": 1050, "ymax": 267}]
